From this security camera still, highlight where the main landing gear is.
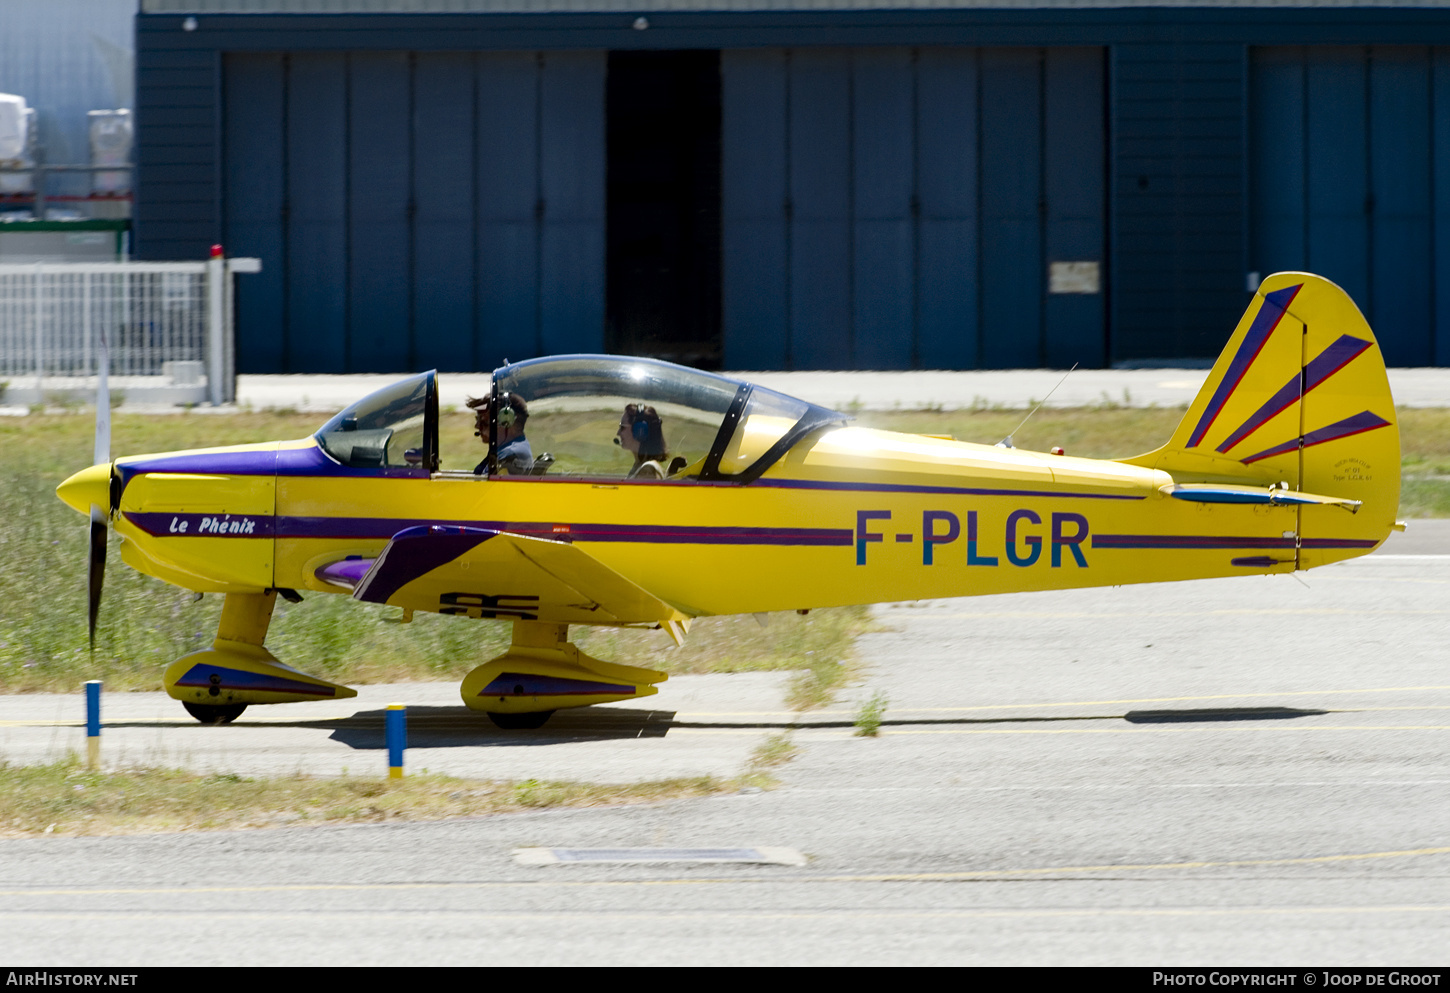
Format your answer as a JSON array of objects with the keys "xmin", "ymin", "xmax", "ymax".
[
  {"xmin": 162, "ymin": 590, "xmax": 357, "ymax": 724},
  {"xmin": 182, "ymin": 702, "xmax": 249, "ymax": 725},
  {"xmin": 460, "ymin": 620, "xmax": 669, "ymax": 730},
  {"xmin": 160, "ymin": 598, "xmax": 665, "ymax": 733}
]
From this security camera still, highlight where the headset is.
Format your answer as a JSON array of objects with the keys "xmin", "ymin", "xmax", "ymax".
[{"xmin": 498, "ymin": 399, "xmax": 518, "ymax": 429}]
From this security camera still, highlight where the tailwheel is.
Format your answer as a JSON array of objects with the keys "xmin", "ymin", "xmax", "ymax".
[
  {"xmin": 487, "ymin": 710, "xmax": 555, "ymax": 730},
  {"xmin": 183, "ymin": 702, "xmax": 249, "ymax": 725}
]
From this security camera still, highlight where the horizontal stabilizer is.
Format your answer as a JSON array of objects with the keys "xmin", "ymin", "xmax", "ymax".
[
  {"xmin": 351, "ymin": 525, "xmax": 688, "ymax": 626},
  {"xmin": 1160, "ymin": 483, "xmax": 1360, "ymax": 512}
]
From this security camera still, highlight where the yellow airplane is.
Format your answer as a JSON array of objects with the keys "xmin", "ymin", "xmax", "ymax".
[{"xmin": 57, "ymin": 272, "xmax": 1400, "ymax": 728}]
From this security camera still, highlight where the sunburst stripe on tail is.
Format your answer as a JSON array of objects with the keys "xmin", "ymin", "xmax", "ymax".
[
  {"xmin": 1215, "ymin": 334, "xmax": 1373, "ymax": 454},
  {"xmin": 1239, "ymin": 410, "xmax": 1392, "ymax": 465},
  {"xmin": 1186, "ymin": 283, "xmax": 1302, "ymax": 449}
]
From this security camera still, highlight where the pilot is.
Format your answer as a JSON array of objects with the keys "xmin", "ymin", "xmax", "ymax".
[
  {"xmin": 468, "ymin": 392, "xmax": 533, "ymax": 475},
  {"xmin": 615, "ymin": 403, "xmax": 668, "ymax": 479}
]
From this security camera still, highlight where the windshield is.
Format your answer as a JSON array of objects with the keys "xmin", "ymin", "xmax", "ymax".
[
  {"xmin": 715, "ymin": 388, "xmax": 812, "ymax": 477},
  {"xmin": 315, "ymin": 371, "xmax": 437, "ymax": 472},
  {"xmin": 489, "ymin": 355, "xmax": 845, "ymax": 482}
]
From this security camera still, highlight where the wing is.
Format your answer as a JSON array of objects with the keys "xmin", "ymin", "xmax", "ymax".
[{"xmin": 332, "ymin": 525, "xmax": 688, "ymax": 626}]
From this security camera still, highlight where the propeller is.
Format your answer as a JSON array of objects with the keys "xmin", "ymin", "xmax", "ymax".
[{"xmin": 87, "ymin": 328, "xmax": 111, "ymax": 647}]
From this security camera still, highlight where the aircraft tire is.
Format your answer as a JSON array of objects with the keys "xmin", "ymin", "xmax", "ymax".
[
  {"xmin": 182, "ymin": 702, "xmax": 249, "ymax": 725},
  {"xmin": 486, "ymin": 710, "xmax": 554, "ymax": 730}
]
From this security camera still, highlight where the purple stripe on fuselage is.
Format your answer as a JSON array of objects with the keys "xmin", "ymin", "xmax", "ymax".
[
  {"xmin": 278, "ymin": 517, "xmax": 854, "ymax": 546},
  {"xmin": 278, "ymin": 516, "xmax": 442, "ymax": 540},
  {"xmin": 1093, "ymin": 534, "xmax": 1374, "ymax": 550},
  {"xmin": 1239, "ymin": 410, "xmax": 1392, "ymax": 465},
  {"xmin": 565, "ymin": 522, "xmax": 853, "ymax": 544},
  {"xmin": 1093, "ymin": 535, "xmax": 1297, "ymax": 550},
  {"xmin": 124, "ymin": 511, "xmax": 854, "ymax": 546},
  {"xmin": 1187, "ymin": 283, "xmax": 1302, "ymax": 449},
  {"xmin": 754, "ymin": 479, "xmax": 1144, "ymax": 500},
  {"xmin": 1215, "ymin": 335, "xmax": 1372, "ymax": 454}
]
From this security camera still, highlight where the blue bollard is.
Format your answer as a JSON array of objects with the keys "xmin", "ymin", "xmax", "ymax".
[
  {"xmin": 386, "ymin": 703, "xmax": 406, "ymax": 779},
  {"xmin": 85, "ymin": 680, "xmax": 101, "ymax": 769}
]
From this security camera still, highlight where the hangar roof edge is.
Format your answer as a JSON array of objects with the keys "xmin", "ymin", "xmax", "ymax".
[{"xmin": 139, "ymin": 0, "xmax": 1450, "ymax": 13}]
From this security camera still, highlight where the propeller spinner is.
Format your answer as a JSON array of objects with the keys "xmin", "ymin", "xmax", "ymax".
[{"xmin": 56, "ymin": 461, "xmax": 119, "ymax": 646}]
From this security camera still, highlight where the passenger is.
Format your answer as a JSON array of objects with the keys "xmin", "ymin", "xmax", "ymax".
[
  {"xmin": 468, "ymin": 392, "xmax": 533, "ymax": 475},
  {"xmin": 615, "ymin": 404, "xmax": 668, "ymax": 479}
]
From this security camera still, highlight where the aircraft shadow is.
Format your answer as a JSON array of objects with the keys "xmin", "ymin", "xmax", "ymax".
[
  {"xmin": 98, "ymin": 704, "xmax": 1332, "ymax": 742},
  {"xmin": 323, "ymin": 705, "xmax": 677, "ymax": 749},
  {"xmin": 1122, "ymin": 706, "xmax": 1330, "ymax": 724},
  {"xmin": 671, "ymin": 706, "xmax": 1333, "ymax": 731}
]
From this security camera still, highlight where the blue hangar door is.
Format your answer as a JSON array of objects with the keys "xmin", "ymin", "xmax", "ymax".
[
  {"xmin": 1251, "ymin": 46, "xmax": 1450, "ymax": 366},
  {"xmin": 223, "ymin": 51, "xmax": 607, "ymax": 374},
  {"xmin": 721, "ymin": 47, "xmax": 1107, "ymax": 370}
]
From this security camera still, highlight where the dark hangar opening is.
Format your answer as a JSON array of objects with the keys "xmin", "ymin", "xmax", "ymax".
[{"xmin": 606, "ymin": 50, "xmax": 723, "ymax": 370}]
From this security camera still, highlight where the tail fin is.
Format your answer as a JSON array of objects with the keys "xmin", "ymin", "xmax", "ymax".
[{"xmin": 1123, "ymin": 272, "xmax": 1400, "ymax": 565}]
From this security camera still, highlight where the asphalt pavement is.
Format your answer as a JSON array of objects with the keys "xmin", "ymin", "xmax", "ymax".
[{"xmin": 1, "ymin": 529, "xmax": 1447, "ymax": 966}]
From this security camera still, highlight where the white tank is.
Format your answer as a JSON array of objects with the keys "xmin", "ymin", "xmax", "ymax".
[
  {"xmin": 0, "ymin": 93, "xmax": 28, "ymax": 160},
  {"xmin": 88, "ymin": 108, "xmax": 131, "ymax": 193},
  {"xmin": 0, "ymin": 93, "xmax": 34, "ymax": 195}
]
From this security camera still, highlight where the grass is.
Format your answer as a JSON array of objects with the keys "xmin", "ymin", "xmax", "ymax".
[
  {"xmin": 575, "ymin": 607, "xmax": 869, "ymax": 677},
  {"xmin": 853, "ymin": 691, "xmax": 889, "ymax": 737},
  {"xmin": 0, "ymin": 755, "xmax": 748, "ymax": 838},
  {"xmin": 1399, "ymin": 476, "xmax": 1450, "ymax": 518},
  {"xmin": 748, "ymin": 733, "xmax": 799, "ymax": 770},
  {"xmin": 853, "ymin": 406, "xmax": 1187, "ymax": 459},
  {"xmin": 3, "ymin": 404, "xmax": 1445, "ymax": 696},
  {"xmin": 785, "ymin": 653, "xmax": 859, "ymax": 712}
]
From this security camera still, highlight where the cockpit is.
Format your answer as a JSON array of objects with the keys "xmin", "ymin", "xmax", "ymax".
[{"xmin": 313, "ymin": 357, "xmax": 847, "ymax": 484}]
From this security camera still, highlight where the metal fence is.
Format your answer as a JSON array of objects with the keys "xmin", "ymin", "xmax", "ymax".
[{"xmin": 0, "ymin": 256, "xmax": 259, "ymax": 407}]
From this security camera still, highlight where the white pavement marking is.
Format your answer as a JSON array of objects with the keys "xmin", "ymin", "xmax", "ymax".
[
  {"xmin": 69, "ymin": 367, "xmax": 1450, "ymax": 414},
  {"xmin": 513, "ymin": 847, "xmax": 806, "ymax": 866}
]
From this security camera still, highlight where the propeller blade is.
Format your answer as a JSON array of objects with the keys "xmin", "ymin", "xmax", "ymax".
[
  {"xmin": 88, "ymin": 325, "xmax": 110, "ymax": 648},
  {"xmin": 94, "ymin": 326, "xmax": 110, "ymax": 465},
  {"xmin": 87, "ymin": 509, "xmax": 106, "ymax": 648}
]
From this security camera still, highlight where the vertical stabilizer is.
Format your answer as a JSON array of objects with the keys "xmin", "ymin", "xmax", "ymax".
[{"xmin": 1123, "ymin": 272, "xmax": 1400, "ymax": 564}]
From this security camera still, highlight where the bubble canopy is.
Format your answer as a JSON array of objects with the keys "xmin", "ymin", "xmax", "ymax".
[{"xmin": 490, "ymin": 355, "xmax": 847, "ymax": 483}]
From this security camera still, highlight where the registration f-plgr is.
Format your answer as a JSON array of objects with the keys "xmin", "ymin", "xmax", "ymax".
[{"xmin": 58, "ymin": 273, "xmax": 1400, "ymax": 727}]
